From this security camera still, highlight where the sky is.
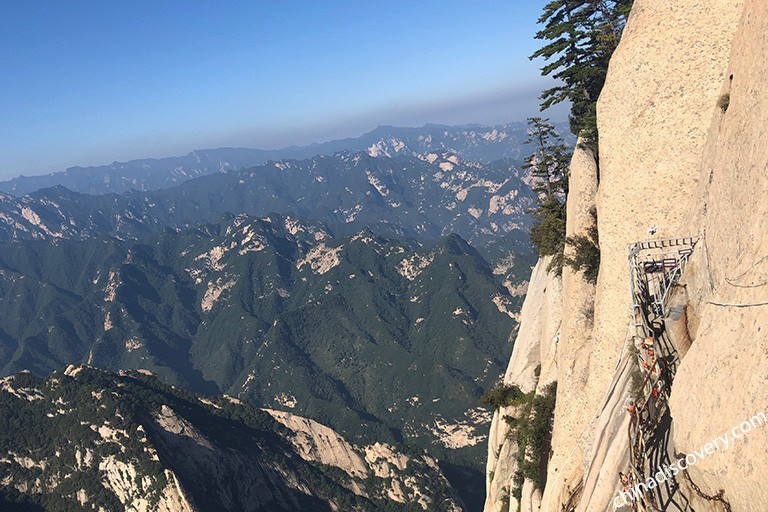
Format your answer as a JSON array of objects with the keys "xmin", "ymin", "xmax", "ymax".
[{"xmin": 0, "ymin": 1, "xmax": 566, "ymax": 179}]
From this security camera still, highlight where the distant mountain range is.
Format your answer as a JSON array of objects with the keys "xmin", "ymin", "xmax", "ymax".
[
  {"xmin": 0, "ymin": 151, "xmax": 538, "ymax": 295},
  {"xmin": 0, "ymin": 123, "xmax": 571, "ymax": 196},
  {"xmin": 0, "ymin": 122, "xmax": 552, "ymax": 510}
]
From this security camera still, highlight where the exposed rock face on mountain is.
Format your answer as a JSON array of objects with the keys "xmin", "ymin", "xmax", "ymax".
[
  {"xmin": 0, "ymin": 151, "xmax": 537, "ymax": 288},
  {"xmin": 668, "ymin": 2, "xmax": 768, "ymax": 510},
  {"xmin": 485, "ymin": 1, "xmax": 768, "ymax": 511},
  {"xmin": 0, "ymin": 123, "xmax": 566, "ymax": 196},
  {"xmin": 484, "ymin": 142, "xmax": 599, "ymax": 512},
  {"xmin": 351, "ymin": 124, "xmax": 543, "ymax": 164},
  {"xmin": 0, "ymin": 366, "xmax": 462, "ymax": 511}
]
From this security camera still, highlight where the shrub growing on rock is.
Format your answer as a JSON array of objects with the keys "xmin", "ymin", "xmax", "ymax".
[
  {"xmin": 717, "ymin": 92, "xmax": 730, "ymax": 112},
  {"xmin": 564, "ymin": 207, "xmax": 600, "ymax": 283},
  {"xmin": 481, "ymin": 382, "xmax": 527, "ymax": 409}
]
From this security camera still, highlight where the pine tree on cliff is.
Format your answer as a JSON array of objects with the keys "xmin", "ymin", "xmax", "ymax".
[
  {"xmin": 524, "ymin": 117, "xmax": 571, "ymax": 274},
  {"xmin": 522, "ymin": 117, "xmax": 571, "ymax": 200},
  {"xmin": 530, "ymin": 0, "xmax": 632, "ymax": 152}
]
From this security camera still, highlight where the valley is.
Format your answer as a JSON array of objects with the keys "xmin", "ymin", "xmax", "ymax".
[{"xmin": 0, "ymin": 123, "xmax": 544, "ymax": 510}]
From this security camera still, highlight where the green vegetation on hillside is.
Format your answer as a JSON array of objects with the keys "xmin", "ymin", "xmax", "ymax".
[
  {"xmin": 523, "ymin": 118, "xmax": 570, "ymax": 275},
  {"xmin": 0, "ymin": 367, "xmax": 461, "ymax": 511},
  {"xmin": 0, "ymin": 214, "xmax": 521, "ymax": 509},
  {"xmin": 481, "ymin": 381, "xmax": 527, "ymax": 410},
  {"xmin": 564, "ymin": 206, "xmax": 601, "ymax": 283}
]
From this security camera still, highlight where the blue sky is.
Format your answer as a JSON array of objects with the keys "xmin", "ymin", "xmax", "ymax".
[{"xmin": 0, "ymin": 1, "xmax": 565, "ymax": 179}]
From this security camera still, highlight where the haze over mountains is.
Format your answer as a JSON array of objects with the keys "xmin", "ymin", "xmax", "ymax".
[
  {"xmin": 0, "ymin": 122, "xmax": 564, "ymax": 510},
  {"xmin": 0, "ymin": 123, "xmax": 552, "ymax": 196}
]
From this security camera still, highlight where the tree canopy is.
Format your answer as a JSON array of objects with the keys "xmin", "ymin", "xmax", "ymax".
[
  {"xmin": 525, "ymin": 0, "xmax": 632, "ymax": 277},
  {"xmin": 522, "ymin": 117, "xmax": 571, "ymax": 201},
  {"xmin": 530, "ymin": 0, "xmax": 633, "ymax": 151},
  {"xmin": 524, "ymin": 117, "xmax": 570, "ymax": 274}
]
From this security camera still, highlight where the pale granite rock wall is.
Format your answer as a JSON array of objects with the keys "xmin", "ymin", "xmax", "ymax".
[{"xmin": 669, "ymin": 2, "xmax": 768, "ymax": 510}]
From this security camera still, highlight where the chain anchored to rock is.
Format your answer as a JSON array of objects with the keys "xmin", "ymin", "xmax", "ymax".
[{"xmin": 673, "ymin": 451, "xmax": 732, "ymax": 512}]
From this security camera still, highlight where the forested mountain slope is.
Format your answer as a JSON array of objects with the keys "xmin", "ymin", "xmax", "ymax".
[
  {"xmin": 0, "ymin": 366, "xmax": 463, "ymax": 511},
  {"xmin": 0, "ymin": 213, "xmax": 523, "ymax": 508}
]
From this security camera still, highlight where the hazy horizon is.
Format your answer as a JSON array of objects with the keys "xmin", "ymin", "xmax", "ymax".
[
  {"xmin": 3, "ymin": 111, "xmax": 569, "ymax": 180},
  {"xmin": 1, "ymin": 1, "xmax": 567, "ymax": 180}
]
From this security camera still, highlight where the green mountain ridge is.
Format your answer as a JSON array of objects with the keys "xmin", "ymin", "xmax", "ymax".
[
  {"xmin": 0, "ymin": 366, "xmax": 463, "ymax": 511},
  {"xmin": 0, "ymin": 213, "xmax": 525, "ymax": 509}
]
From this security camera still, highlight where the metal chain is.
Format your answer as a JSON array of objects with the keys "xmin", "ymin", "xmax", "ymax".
[{"xmin": 673, "ymin": 452, "xmax": 732, "ymax": 512}]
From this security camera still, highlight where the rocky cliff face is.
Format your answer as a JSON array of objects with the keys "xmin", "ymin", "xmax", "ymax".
[
  {"xmin": 483, "ymin": 256, "xmax": 562, "ymax": 512},
  {"xmin": 486, "ymin": 1, "xmax": 768, "ymax": 511},
  {"xmin": 669, "ymin": 2, "xmax": 768, "ymax": 510}
]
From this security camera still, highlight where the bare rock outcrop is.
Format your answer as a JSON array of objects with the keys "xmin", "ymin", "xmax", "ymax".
[
  {"xmin": 541, "ymin": 142, "xmax": 600, "ymax": 510},
  {"xmin": 548, "ymin": 1, "xmax": 743, "ymax": 510},
  {"xmin": 265, "ymin": 410, "xmax": 460, "ymax": 510},
  {"xmin": 264, "ymin": 409, "xmax": 368, "ymax": 479}
]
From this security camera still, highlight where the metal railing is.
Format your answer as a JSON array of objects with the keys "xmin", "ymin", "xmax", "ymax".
[
  {"xmin": 628, "ymin": 237, "xmax": 698, "ymax": 334},
  {"xmin": 621, "ymin": 236, "xmax": 698, "ymax": 511}
]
